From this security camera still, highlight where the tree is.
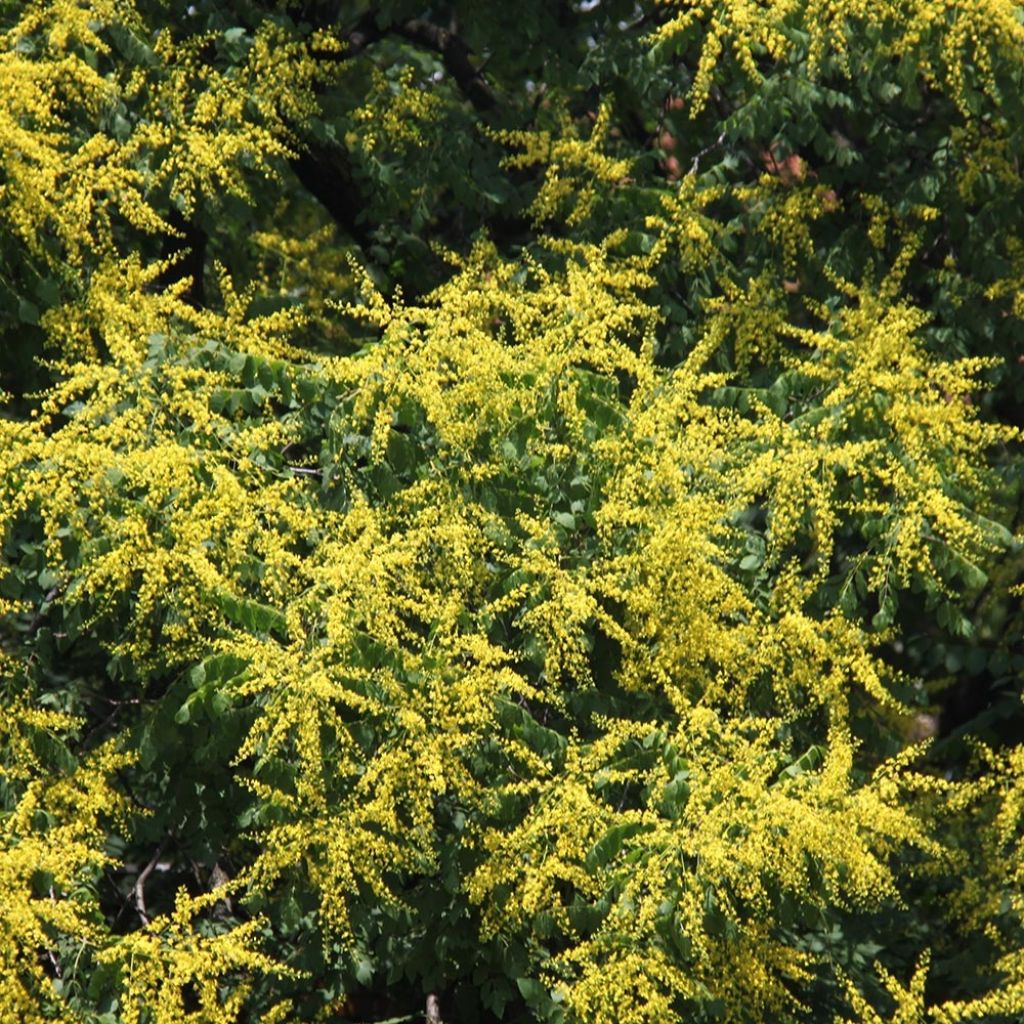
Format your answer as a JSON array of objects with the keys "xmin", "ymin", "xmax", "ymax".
[{"xmin": 2, "ymin": 1, "xmax": 1024, "ymax": 1022}]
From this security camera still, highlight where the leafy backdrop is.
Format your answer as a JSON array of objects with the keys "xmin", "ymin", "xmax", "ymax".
[{"xmin": 1, "ymin": 2, "xmax": 1024, "ymax": 1022}]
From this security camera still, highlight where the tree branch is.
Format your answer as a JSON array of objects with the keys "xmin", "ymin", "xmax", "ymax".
[
  {"xmin": 27, "ymin": 583, "xmax": 64, "ymax": 637},
  {"xmin": 134, "ymin": 837, "xmax": 169, "ymax": 925},
  {"xmin": 290, "ymin": 14, "xmax": 497, "ymax": 273},
  {"xmin": 288, "ymin": 139, "xmax": 373, "ymax": 251},
  {"xmin": 426, "ymin": 993, "xmax": 443, "ymax": 1024},
  {"xmin": 394, "ymin": 19, "xmax": 496, "ymax": 112},
  {"xmin": 316, "ymin": 12, "xmax": 497, "ymax": 113}
]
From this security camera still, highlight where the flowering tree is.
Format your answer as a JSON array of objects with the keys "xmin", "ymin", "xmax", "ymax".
[{"xmin": 2, "ymin": 2, "xmax": 1024, "ymax": 1022}]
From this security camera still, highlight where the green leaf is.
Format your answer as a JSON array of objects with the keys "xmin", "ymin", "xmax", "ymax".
[
  {"xmin": 37, "ymin": 567, "xmax": 59, "ymax": 589},
  {"xmin": 215, "ymin": 593, "xmax": 288, "ymax": 639},
  {"xmin": 353, "ymin": 954, "xmax": 375, "ymax": 987},
  {"xmin": 18, "ymin": 298, "xmax": 40, "ymax": 324},
  {"xmin": 585, "ymin": 821, "xmax": 651, "ymax": 871},
  {"xmin": 517, "ymin": 977, "xmax": 546, "ymax": 1002},
  {"xmin": 658, "ymin": 771, "xmax": 690, "ymax": 819},
  {"xmin": 553, "ymin": 511, "xmax": 576, "ymax": 531},
  {"xmin": 872, "ymin": 607, "xmax": 893, "ymax": 630},
  {"xmin": 781, "ymin": 744, "xmax": 825, "ymax": 779}
]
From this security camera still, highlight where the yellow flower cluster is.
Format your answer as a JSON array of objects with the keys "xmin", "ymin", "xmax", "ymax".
[
  {"xmin": 1, "ymin": 740, "xmax": 131, "ymax": 1024},
  {"xmin": 1, "ymin": 1, "xmax": 1022, "ymax": 1020},
  {"xmin": 97, "ymin": 885, "xmax": 296, "ymax": 1024},
  {"xmin": 352, "ymin": 65, "xmax": 444, "ymax": 156},
  {"xmin": 0, "ymin": 0, "xmax": 336, "ymax": 273},
  {"xmin": 651, "ymin": 0, "xmax": 1024, "ymax": 117},
  {"xmin": 490, "ymin": 101, "xmax": 631, "ymax": 225}
]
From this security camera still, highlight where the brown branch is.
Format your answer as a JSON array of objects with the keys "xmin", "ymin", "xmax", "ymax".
[
  {"xmin": 315, "ymin": 12, "xmax": 497, "ymax": 113},
  {"xmin": 426, "ymin": 993, "xmax": 443, "ymax": 1024},
  {"xmin": 288, "ymin": 140, "xmax": 373, "ymax": 250},
  {"xmin": 291, "ymin": 13, "xmax": 497, "ymax": 274},
  {"xmin": 134, "ymin": 837, "xmax": 169, "ymax": 925},
  {"xmin": 394, "ymin": 19, "xmax": 496, "ymax": 112},
  {"xmin": 43, "ymin": 886, "xmax": 62, "ymax": 980},
  {"xmin": 27, "ymin": 582, "xmax": 65, "ymax": 637},
  {"xmin": 343, "ymin": 11, "xmax": 383, "ymax": 57}
]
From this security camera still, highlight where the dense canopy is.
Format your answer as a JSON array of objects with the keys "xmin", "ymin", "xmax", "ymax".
[{"xmin": 2, "ymin": 2, "xmax": 1024, "ymax": 1023}]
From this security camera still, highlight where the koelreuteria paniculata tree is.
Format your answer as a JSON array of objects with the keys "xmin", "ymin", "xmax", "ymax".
[{"xmin": 2, "ymin": 1, "xmax": 1024, "ymax": 1022}]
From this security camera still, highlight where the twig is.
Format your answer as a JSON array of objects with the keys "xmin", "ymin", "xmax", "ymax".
[
  {"xmin": 690, "ymin": 131, "xmax": 726, "ymax": 176},
  {"xmin": 134, "ymin": 837, "xmax": 169, "ymax": 925},
  {"xmin": 45, "ymin": 886, "xmax": 62, "ymax": 979},
  {"xmin": 27, "ymin": 582, "xmax": 65, "ymax": 637},
  {"xmin": 426, "ymin": 993, "xmax": 443, "ymax": 1024}
]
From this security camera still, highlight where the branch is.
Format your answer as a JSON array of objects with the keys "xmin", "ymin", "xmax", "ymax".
[
  {"xmin": 690, "ymin": 131, "xmax": 726, "ymax": 176},
  {"xmin": 394, "ymin": 19, "xmax": 496, "ymax": 112},
  {"xmin": 288, "ymin": 140, "xmax": 373, "ymax": 251},
  {"xmin": 134, "ymin": 837, "xmax": 169, "ymax": 925},
  {"xmin": 27, "ymin": 582, "xmax": 64, "ymax": 637},
  {"xmin": 43, "ymin": 886, "xmax": 62, "ymax": 980},
  {"xmin": 318, "ymin": 13, "xmax": 497, "ymax": 113},
  {"xmin": 426, "ymin": 993, "xmax": 443, "ymax": 1024},
  {"xmin": 291, "ymin": 14, "xmax": 497, "ymax": 272}
]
